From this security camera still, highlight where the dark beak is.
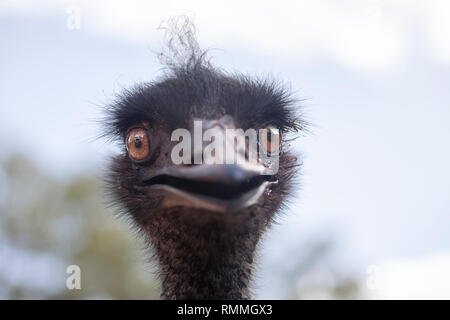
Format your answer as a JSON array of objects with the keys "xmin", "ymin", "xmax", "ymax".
[{"xmin": 140, "ymin": 162, "xmax": 276, "ymax": 212}]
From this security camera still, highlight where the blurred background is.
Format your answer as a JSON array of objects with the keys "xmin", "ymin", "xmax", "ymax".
[{"xmin": 1, "ymin": 0, "xmax": 449, "ymax": 299}]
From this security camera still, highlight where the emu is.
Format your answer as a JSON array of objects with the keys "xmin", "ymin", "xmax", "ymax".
[{"xmin": 104, "ymin": 18, "xmax": 304, "ymax": 299}]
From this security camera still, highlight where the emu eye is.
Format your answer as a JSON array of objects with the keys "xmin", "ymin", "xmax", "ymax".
[
  {"xmin": 126, "ymin": 127, "xmax": 150, "ymax": 161},
  {"xmin": 260, "ymin": 126, "xmax": 281, "ymax": 155}
]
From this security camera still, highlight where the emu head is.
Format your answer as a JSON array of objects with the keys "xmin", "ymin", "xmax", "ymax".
[{"xmin": 104, "ymin": 19, "xmax": 304, "ymax": 299}]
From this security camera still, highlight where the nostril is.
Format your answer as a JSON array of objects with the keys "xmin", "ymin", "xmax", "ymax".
[{"xmin": 189, "ymin": 152, "xmax": 203, "ymax": 166}]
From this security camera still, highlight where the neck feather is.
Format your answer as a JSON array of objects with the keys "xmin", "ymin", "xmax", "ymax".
[{"xmin": 145, "ymin": 209, "xmax": 266, "ymax": 299}]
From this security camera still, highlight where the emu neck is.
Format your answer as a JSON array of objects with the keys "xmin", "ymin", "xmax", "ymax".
[{"xmin": 146, "ymin": 209, "xmax": 265, "ymax": 299}]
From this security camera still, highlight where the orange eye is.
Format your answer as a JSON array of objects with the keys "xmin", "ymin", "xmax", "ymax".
[
  {"xmin": 260, "ymin": 126, "xmax": 281, "ymax": 154},
  {"xmin": 126, "ymin": 127, "xmax": 150, "ymax": 161}
]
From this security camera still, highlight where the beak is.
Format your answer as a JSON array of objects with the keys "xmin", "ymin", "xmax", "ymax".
[
  {"xmin": 140, "ymin": 163, "xmax": 276, "ymax": 212},
  {"xmin": 138, "ymin": 116, "xmax": 278, "ymax": 212}
]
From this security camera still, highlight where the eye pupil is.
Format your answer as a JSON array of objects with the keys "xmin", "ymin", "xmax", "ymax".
[
  {"xmin": 134, "ymin": 137, "xmax": 142, "ymax": 148},
  {"xmin": 260, "ymin": 126, "xmax": 280, "ymax": 154}
]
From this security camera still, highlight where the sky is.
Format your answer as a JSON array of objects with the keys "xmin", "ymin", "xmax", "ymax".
[{"xmin": 1, "ymin": 0, "xmax": 450, "ymax": 298}]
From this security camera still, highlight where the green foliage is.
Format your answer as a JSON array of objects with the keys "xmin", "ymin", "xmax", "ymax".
[{"xmin": 0, "ymin": 155, "xmax": 160, "ymax": 299}]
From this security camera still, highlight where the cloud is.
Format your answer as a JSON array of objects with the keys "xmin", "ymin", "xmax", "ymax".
[
  {"xmin": 1, "ymin": 0, "xmax": 449, "ymax": 71},
  {"xmin": 364, "ymin": 252, "xmax": 450, "ymax": 299},
  {"xmin": 425, "ymin": 1, "xmax": 450, "ymax": 65}
]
